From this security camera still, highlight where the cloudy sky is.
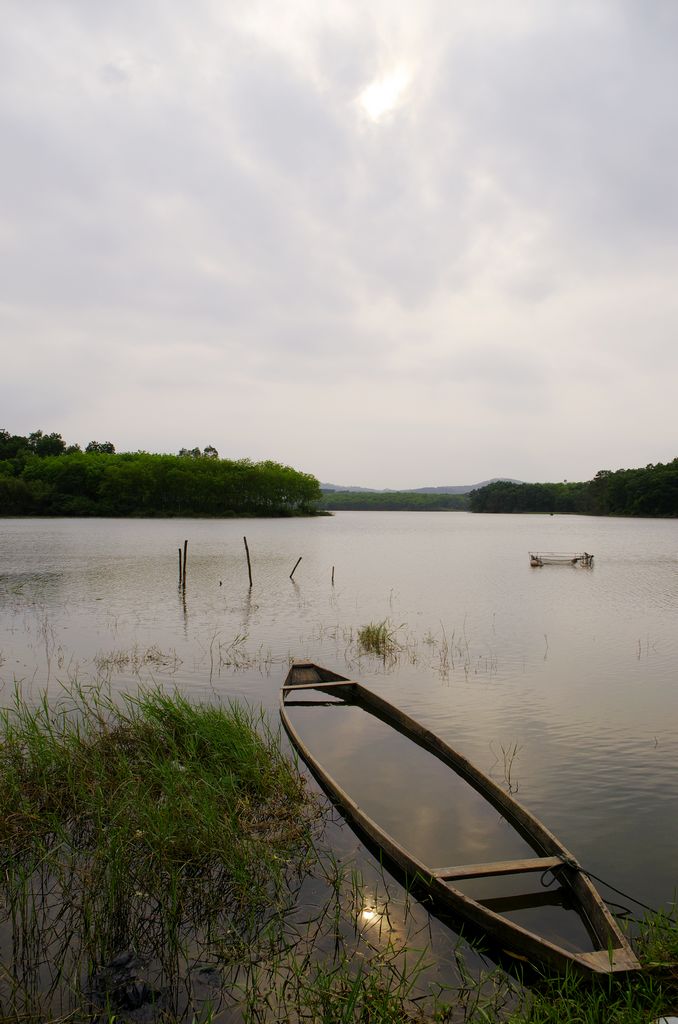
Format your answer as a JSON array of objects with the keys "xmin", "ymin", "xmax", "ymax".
[{"xmin": 1, "ymin": 1, "xmax": 677, "ymax": 488}]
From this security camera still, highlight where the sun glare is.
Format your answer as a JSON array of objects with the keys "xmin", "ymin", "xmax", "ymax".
[{"xmin": 358, "ymin": 64, "xmax": 412, "ymax": 122}]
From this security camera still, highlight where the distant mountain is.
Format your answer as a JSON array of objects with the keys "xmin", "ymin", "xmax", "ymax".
[
  {"xmin": 320, "ymin": 482, "xmax": 378, "ymax": 492},
  {"xmin": 320, "ymin": 478, "xmax": 521, "ymax": 495},
  {"xmin": 411, "ymin": 479, "xmax": 523, "ymax": 494}
]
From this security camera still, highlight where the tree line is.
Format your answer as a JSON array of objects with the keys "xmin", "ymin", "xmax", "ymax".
[
  {"xmin": 0, "ymin": 429, "xmax": 322, "ymax": 517},
  {"xmin": 319, "ymin": 490, "xmax": 470, "ymax": 511},
  {"xmin": 469, "ymin": 460, "xmax": 678, "ymax": 517}
]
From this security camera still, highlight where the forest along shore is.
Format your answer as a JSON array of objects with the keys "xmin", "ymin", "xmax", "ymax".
[{"xmin": 0, "ymin": 429, "xmax": 321, "ymax": 517}]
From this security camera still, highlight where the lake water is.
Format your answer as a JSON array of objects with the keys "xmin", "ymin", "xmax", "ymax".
[{"xmin": 1, "ymin": 511, "xmax": 676, "ymax": 944}]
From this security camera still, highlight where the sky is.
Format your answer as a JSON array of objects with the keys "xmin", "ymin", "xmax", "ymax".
[{"xmin": 1, "ymin": 1, "xmax": 677, "ymax": 489}]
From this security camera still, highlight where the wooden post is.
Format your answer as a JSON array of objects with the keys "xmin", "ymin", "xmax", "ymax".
[
  {"xmin": 178, "ymin": 548, "xmax": 182, "ymax": 586},
  {"xmin": 290, "ymin": 556, "xmax": 302, "ymax": 580},
  {"xmin": 331, "ymin": 566, "xmax": 335, "ymax": 585},
  {"xmin": 243, "ymin": 536, "xmax": 253, "ymax": 587},
  {"xmin": 182, "ymin": 539, "xmax": 188, "ymax": 591}
]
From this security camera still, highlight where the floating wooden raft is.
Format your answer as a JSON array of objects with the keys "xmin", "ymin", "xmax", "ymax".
[
  {"xmin": 281, "ymin": 661, "xmax": 639, "ymax": 976},
  {"xmin": 530, "ymin": 552, "xmax": 594, "ymax": 567}
]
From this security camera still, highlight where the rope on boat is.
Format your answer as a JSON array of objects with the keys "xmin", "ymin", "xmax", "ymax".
[
  {"xmin": 540, "ymin": 856, "xmax": 660, "ymax": 918},
  {"xmin": 581, "ymin": 867, "xmax": 659, "ymax": 917}
]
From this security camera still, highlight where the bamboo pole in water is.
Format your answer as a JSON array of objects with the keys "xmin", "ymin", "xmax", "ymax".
[
  {"xmin": 243, "ymin": 536, "xmax": 253, "ymax": 587},
  {"xmin": 182, "ymin": 540, "xmax": 188, "ymax": 591},
  {"xmin": 178, "ymin": 548, "xmax": 182, "ymax": 586},
  {"xmin": 290, "ymin": 556, "xmax": 302, "ymax": 580},
  {"xmin": 331, "ymin": 566, "xmax": 335, "ymax": 585}
]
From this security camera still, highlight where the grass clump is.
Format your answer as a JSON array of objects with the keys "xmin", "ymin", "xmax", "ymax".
[
  {"xmin": 357, "ymin": 620, "xmax": 401, "ymax": 660},
  {"xmin": 501, "ymin": 968, "xmax": 677, "ymax": 1024},
  {"xmin": 636, "ymin": 904, "xmax": 678, "ymax": 968},
  {"xmin": 0, "ymin": 685, "xmax": 316, "ymax": 890},
  {"xmin": 500, "ymin": 910, "xmax": 678, "ymax": 1024},
  {"xmin": 0, "ymin": 684, "xmax": 320, "ymax": 1019}
]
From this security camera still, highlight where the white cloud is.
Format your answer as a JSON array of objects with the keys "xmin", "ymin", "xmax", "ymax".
[{"xmin": 0, "ymin": 0, "xmax": 677, "ymax": 486}]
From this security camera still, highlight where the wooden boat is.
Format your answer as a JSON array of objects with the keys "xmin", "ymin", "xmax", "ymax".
[
  {"xmin": 530, "ymin": 551, "xmax": 594, "ymax": 567},
  {"xmin": 281, "ymin": 662, "xmax": 640, "ymax": 975}
]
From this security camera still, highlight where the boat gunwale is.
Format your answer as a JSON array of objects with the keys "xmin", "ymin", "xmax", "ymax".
[{"xmin": 280, "ymin": 662, "xmax": 640, "ymax": 975}]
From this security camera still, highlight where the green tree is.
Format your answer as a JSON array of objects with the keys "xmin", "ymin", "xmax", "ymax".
[
  {"xmin": 85, "ymin": 441, "xmax": 116, "ymax": 454},
  {"xmin": 27, "ymin": 431, "xmax": 66, "ymax": 457},
  {"xmin": 0, "ymin": 429, "xmax": 324, "ymax": 518}
]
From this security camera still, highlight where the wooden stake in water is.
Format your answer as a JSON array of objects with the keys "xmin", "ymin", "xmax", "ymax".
[
  {"xmin": 243, "ymin": 536, "xmax": 253, "ymax": 587},
  {"xmin": 178, "ymin": 548, "xmax": 182, "ymax": 586},
  {"xmin": 331, "ymin": 565, "xmax": 335, "ymax": 585},
  {"xmin": 290, "ymin": 556, "xmax": 302, "ymax": 580},
  {"xmin": 182, "ymin": 539, "xmax": 188, "ymax": 591}
]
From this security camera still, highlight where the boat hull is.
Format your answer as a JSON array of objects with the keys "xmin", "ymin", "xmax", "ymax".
[{"xmin": 281, "ymin": 662, "xmax": 640, "ymax": 976}]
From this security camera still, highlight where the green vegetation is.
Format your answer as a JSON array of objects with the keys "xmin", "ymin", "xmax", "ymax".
[
  {"xmin": 0, "ymin": 428, "xmax": 321, "ymax": 516},
  {"xmin": 321, "ymin": 460, "xmax": 678, "ymax": 517},
  {"xmin": 357, "ymin": 620, "xmax": 401, "ymax": 659},
  {"xmin": 0, "ymin": 684, "xmax": 322, "ymax": 1019},
  {"xmin": 505, "ymin": 935, "xmax": 678, "ymax": 1023},
  {"xmin": 0, "ymin": 684, "xmax": 318, "ymax": 917},
  {"xmin": 469, "ymin": 460, "xmax": 678, "ymax": 517},
  {"xmin": 319, "ymin": 490, "xmax": 470, "ymax": 511}
]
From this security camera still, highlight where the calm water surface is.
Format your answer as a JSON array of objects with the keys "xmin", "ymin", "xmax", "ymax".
[{"xmin": 1, "ymin": 512, "xmax": 677, "ymax": 916}]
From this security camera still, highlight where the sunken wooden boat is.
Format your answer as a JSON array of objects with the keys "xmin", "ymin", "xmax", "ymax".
[
  {"xmin": 529, "ymin": 551, "xmax": 594, "ymax": 567},
  {"xmin": 281, "ymin": 662, "xmax": 640, "ymax": 976}
]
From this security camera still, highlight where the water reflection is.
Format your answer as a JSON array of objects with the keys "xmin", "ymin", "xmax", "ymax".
[
  {"xmin": 286, "ymin": 697, "xmax": 603, "ymax": 957},
  {"xmin": 288, "ymin": 702, "xmax": 534, "ymax": 867}
]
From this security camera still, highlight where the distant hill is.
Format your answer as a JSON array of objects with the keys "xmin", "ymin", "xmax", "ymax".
[
  {"xmin": 318, "ymin": 490, "xmax": 470, "ymax": 512},
  {"xmin": 320, "ymin": 483, "xmax": 378, "ymax": 492},
  {"xmin": 410, "ymin": 479, "xmax": 522, "ymax": 494},
  {"xmin": 318, "ymin": 478, "xmax": 526, "ymax": 513},
  {"xmin": 320, "ymin": 478, "xmax": 521, "ymax": 495}
]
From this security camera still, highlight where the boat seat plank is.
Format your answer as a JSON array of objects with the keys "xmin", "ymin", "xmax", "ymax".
[
  {"xmin": 432, "ymin": 856, "xmax": 564, "ymax": 880},
  {"xmin": 283, "ymin": 700, "xmax": 348, "ymax": 707},
  {"xmin": 479, "ymin": 889, "xmax": 568, "ymax": 913},
  {"xmin": 283, "ymin": 680, "xmax": 356, "ymax": 691}
]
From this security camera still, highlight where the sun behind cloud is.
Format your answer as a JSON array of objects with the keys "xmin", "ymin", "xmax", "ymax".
[{"xmin": 358, "ymin": 64, "xmax": 412, "ymax": 121}]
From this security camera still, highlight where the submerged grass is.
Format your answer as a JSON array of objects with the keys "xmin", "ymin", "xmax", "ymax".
[{"xmin": 357, "ymin": 621, "xmax": 401, "ymax": 660}]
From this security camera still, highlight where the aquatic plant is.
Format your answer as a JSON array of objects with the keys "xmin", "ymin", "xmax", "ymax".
[
  {"xmin": 357, "ymin": 620, "xmax": 401, "ymax": 660},
  {"xmin": 94, "ymin": 643, "xmax": 182, "ymax": 674}
]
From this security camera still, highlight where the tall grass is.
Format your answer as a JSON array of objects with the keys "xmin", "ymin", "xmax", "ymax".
[
  {"xmin": 500, "ymin": 907, "xmax": 678, "ymax": 1024},
  {"xmin": 0, "ymin": 684, "xmax": 316, "ymax": 892},
  {"xmin": 0, "ymin": 684, "xmax": 321, "ymax": 1020},
  {"xmin": 357, "ymin": 621, "xmax": 401, "ymax": 660},
  {"xmin": 502, "ymin": 964, "xmax": 677, "ymax": 1024}
]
